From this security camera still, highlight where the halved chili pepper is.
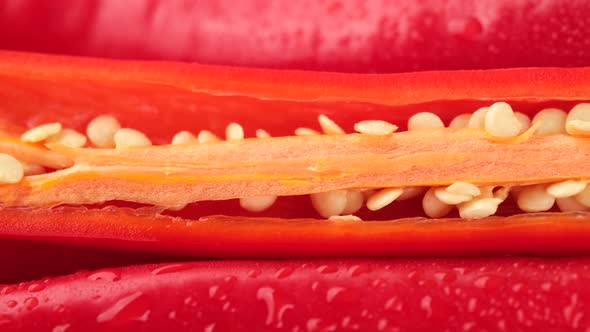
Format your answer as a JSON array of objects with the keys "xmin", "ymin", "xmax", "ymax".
[
  {"xmin": 2, "ymin": 258, "xmax": 590, "ymax": 331},
  {"xmin": 1, "ymin": 51, "xmax": 590, "ymax": 258},
  {"xmin": 1, "ymin": 0, "xmax": 590, "ymax": 72}
]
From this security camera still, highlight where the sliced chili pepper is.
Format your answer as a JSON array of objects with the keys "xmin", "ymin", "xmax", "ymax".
[
  {"xmin": 1, "ymin": 0, "xmax": 590, "ymax": 72},
  {"xmin": 1, "ymin": 258, "xmax": 589, "ymax": 331},
  {"xmin": 0, "ymin": 51, "xmax": 590, "ymax": 257}
]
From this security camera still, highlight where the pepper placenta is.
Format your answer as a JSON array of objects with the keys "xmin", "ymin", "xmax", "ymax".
[{"xmin": 1, "ymin": 0, "xmax": 590, "ymax": 72}]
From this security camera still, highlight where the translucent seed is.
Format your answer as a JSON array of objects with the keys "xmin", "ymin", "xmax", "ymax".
[
  {"xmin": 318, "ymin": 115, "xmax": 345, "ymax": 135},
  {"xmin": 514, "ymin": 112, "xmax": 531, "ymax": 134},
  {"xmin": 20, "ymin": 162, "xmax": 45, "ymax": 176},
  {"xmin": 458, "ymin": 198, "xmax": 502, "ymax": 219},
  {"xmin": 422, "ymin": 188, "xmax": 453, "ymax": 218},
  {"xmin": 353, "ymin": 120, "xmax": 398, "ymax": 135},
  {"xmin": 114, "ymin": 128, "xmax": 152, "ymax": 148},
  {"xmin": 557, "ymin": 197, "xmax": 590, "ymax": 212},
  {"xmin": 566, "ymin": 103, "xmax": 590, "ymax": 136},
  {"xmin": 517, "ymin": 185, "xmax": 555, "ymax": 212},
  {"xmin": 342, "ymin": 191, "xmax": 364, "ymax": 214},
  {"xmin": 575, "ymin": 184, "xmax": 590, "ymax": 207},
  {"xmin": 172, "ymin": 131, "xmax": 198, "ymax": 145},
  {"xmin": 226, "ymin": 123, "xmax": 244, "ymax": 140},
  {"xmin": 21, "ymin": 123, "xmax": 62, "ymax": 143},
  {"xmin": 366, "ymin": 188, "xmax": 403, "ymax": 211},
  {"xmin": 197, "ymin": 130, "xmax": 220, "ymax": 143},
  {"xmin": 532, "ymin": 108, "xmax": 567, "ymax": 135},
  {"xmin": 434, "ymin": 188, "xmax": 472, "ymax": 205},
  {"xmin": 449, "ymin": 114, "xmax": 471, "ymax": 128},
  {"xmin": 546, "ymin": 180, "xmax": 587, "ymax": 198},
  {"xmin": 239, "ymin": 196, "xmax": 277, "ymax": 212},
  {"xmin": 256, "ymin": 129, "xmax": 271, "ymax": 138},
  {"xmin": 468, "ymin": 107, "xmax": 489, "ymax": 129},
  {"xmin": 485, "ymin": 102, "xmax": 522, "ymax": 138},
  {"xmin": 446, "ymin": 182, "xmax": 481, "ymax": 197},
  {"xmin": 310, "ymin": 190, "xmax": 348, "ymax": 218},
  {"xmin": 295, "ymin": 128, "xmax": 320, "ymax": 136},
  {"xmin": 0, "ymin": 153, "xmax": 24, "ymax": 183},
  {"xmin": 328, "ymin": 215, "xmax": 362, "ymax": 222},
  {"xmin": 397, "ymin": 186, "xmax": 426, "ymax": 201},
  {"xmin": 86, "ymin": 115, "xmax": 121, "ymax": 148},
  {"xmin": 407, "ymin": 112, "xmax": 444, "ymax": 130},
  {"xmin": 46, "ymin": 129, "xmax": 87, "ymax": 148}
]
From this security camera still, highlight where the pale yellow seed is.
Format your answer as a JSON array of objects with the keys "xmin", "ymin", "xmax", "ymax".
[
  {"xmin": 449, "ymin": 114, "xmax": 471, "ymax": 128},
  {"xmin": 484, "ymin": 102, "xmax": 522, "ymax": 138},
  {"xmin": 256, "ymin": 129, "xmax": 271, "ymax": 138},
  {"xmin": 342, "ymin": 191, "xmax": 364, "ymax": 214},
  {"xmin": 295, "ymin": 128, "xmax": 320, "ymax": 136},
  {"xmin": 0, "ymin": 153, "xmax": 24, "ymax": 183},
  {"xmin": 353, "ymin": 120, "xmax": 398, "ymax": 135},
  {"xmin": 532, "ymin": 108, "xmax": 567, "ymax": 135},
  {"xmin": 407, "ymin": 112, "xmax": 444, "ymax": 131},
  {"xmin": 197, "ymin": 130, "xmax": 220, "ymax": 143},
  {"xmin": 422, "ymin": 187, "xmax": 453, "ymax": 218},
  {"xmin": 575, "ymin": 184, "xmax": 590, "ymax": 207},
  {"xmin": 468, "ymin": 107, "xmax": 489, "ymax": 129},
  {"xmin": 328, "ymin": 215, "xmax": 362, "ymax": 222},
  {"xmin": 566, "ymin": 103, "xmax": 590, "ymax": 136},
  {"xmin": 310, "ymin": 190, "xmax": 348, "ymax": 218},
  {"xmin": 397, "ymin": 186, "xmax": 426, "ymax": 201},
  {"xmin": 172, "ymin": 131, "xmax": 198, "ymax": 145},
  {"xmin": 20, "ymin": 162, "xmax": 45, "ymax": 176},
  {"xmin": 517, "ymin": 185, "xmax": 555, "ymax": 212},
  {"xmin": 434, "ymin": 188, "xmax": 472, "ymax": 205},
  {"xmin": 86, "ymin": 115, "xmax": 121, "ymax": 148},
  {"xmin": 445, "ymin": 182, "xmax": 481, "ymax": 197},
  {"xmin": 514, "ymin": 112, "xmax": 531, "ymax": 134},
  {"xmin": 114, "ymin": 128, "xmax": 152, "ymax": 148},
  {"xmin": 458, "ymin": 198, "xmax": 502, "ymax": 219},
  {"xmin": 557, "ymin": 197, "xmax": 590, "ymax": 212},
  {"xmin": 546, "ymin": 180, "xmax": 587, "ymax": 198},
  {"xmin": 366, "ymin": 188, "xmax": 403, "ymax": 211},
  {"xmin": 46, "ymin": 129, "xmax": 87, "ymax": 148},
  {"xmin": 318, "ymin": 114, "xmax": 345, "ymax": 135},
  {"xmin": 239, "ymin": 195, "xmax": 277, "ymax": 212},
  {"xmin": 21, "ymin": 123, "xmax": 62, "ymax": 143},
  {"xmin": 226, "ymin": 123, "xmax": 244, "ymax": 141}
]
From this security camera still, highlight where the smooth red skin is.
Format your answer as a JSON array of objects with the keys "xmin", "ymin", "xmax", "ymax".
[
  {"xmin": 1, "ymin": 258, "xmax": 590, "ymax": 332},
  {"xmin": 3, "ymin": 208, "xmax": 590, "ymax": 260},
  {"xmin": 1, "ymin": 0, "xmax": 590, "ymax": 72}
]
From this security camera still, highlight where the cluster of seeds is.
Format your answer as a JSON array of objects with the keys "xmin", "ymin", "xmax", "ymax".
[{"xmin": 1, "ymin": 101, "xmax": 589, "ymax": 220}]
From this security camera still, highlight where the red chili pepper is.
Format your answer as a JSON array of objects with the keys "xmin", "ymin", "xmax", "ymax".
[
  {"xmin": 0, "ymin": 0, "xmax": 589, "ymax": 72},
  {"xmin": 2, "ymin": 258, "xmax": 590, "ymax": 331},
  {"xmin": 0, "ymin": 51, "xmax": 589, "ymax": 258}
]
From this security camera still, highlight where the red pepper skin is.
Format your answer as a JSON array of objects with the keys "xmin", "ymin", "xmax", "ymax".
[
  {"xmin": 1, "ymin": 258, "xmax": 589, "ymax": 332},
  {"xmin": 2, "ymin": 208, "xmax": 590, "ymax": 259},
  {"xmin": 0, "ymin": 0, "xmax": 589, "ymax": 72}
]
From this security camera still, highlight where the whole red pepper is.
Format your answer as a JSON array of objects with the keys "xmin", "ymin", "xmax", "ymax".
[
  {"xmin": 1, "ymin": 0, "xmax": 590, "ymax": 72},
  {"xmin": 2, "ymin": 258, "xmax": 590, "ymax": 332}
]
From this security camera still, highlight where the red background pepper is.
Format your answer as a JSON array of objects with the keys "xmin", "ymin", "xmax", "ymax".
[
  {"xmin": 1, "ymin": 0, "xmax": 589, "ymax": 72},
  {"xmin": 2, "ymin": 258, "xmax": 590, "ymax": 332}
]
